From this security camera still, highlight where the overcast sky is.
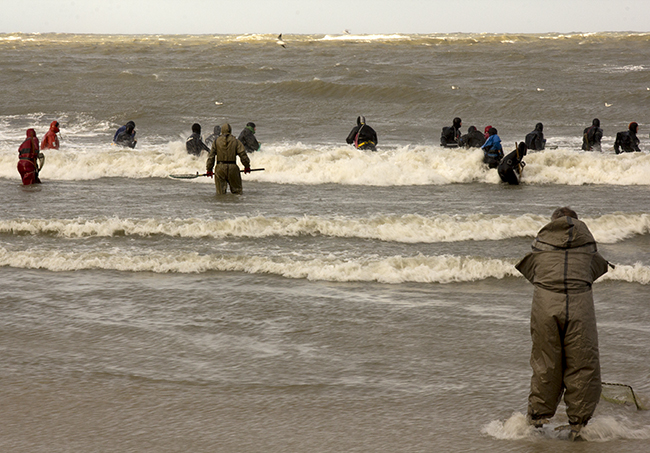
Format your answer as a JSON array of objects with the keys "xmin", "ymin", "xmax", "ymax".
[{"xmin": 1, "ymin": 0, "xmax": 649, "ymax": 35}]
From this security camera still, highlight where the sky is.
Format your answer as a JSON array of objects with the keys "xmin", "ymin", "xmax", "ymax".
[{"xmin": 1, "ymin": 0, "xmax": 649, "ymax": 35}]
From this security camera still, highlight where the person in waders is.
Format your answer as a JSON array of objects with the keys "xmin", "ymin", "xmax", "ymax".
[
  {"xmin": 205, "ymin": 123, "xmax": 251, "ymax": 194},
  {"xmin": 516, "ymin": 207, "xmax": 612, "ymax": 441}
]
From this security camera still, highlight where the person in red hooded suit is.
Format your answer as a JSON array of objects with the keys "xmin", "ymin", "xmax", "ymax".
[
  {"xmin": 41, "ymin": 120, "xmax": 60, "ymax": 149},
  {"xmin": 17, "ymin": 128, "xmax": 43, "ymax": 185}
]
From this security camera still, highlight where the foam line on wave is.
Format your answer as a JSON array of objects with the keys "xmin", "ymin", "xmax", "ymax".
[
  {"xmin": 1, "ymin": 247, "xmax": 648, "ymax": 284},
  {"xmin": 2, "ymin": 214, "xmax": 648, "ymax": 244}
]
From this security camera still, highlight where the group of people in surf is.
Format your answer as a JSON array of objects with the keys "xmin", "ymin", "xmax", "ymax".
[
  {"xmin": 345, "ymin": 116, "xmax": 645, "ymax": 185},
  {"xmin": 15, "ymin": 115, "xmax": 645, "ymax": 187},
  {"xmin": 184, "ymin": 122, "xmax": 260, "ymax": 157}
]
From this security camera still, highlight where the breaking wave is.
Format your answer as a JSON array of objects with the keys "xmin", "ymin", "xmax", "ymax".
[
  {"xmin": 0, "ymin": 246, "xmax": 647, "ymax": 284},
  {"xmin": 1, "ymin": 213, "xmax": 649, "ymax": 244},
  {"xmin": 1, "ymin": 143, "xmax": 649, "ymax": 186}
]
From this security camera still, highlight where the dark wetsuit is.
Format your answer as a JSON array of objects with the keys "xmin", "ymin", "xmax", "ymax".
[
  {"xmin": 346, "ymin": 123, "xmax": 378, "ymax": 151},
  {"xmin": 614, "ymin": 130, "xmax": 641, "ymax": 154},
  {"xmin": 186, "ymin": 132, "xmax": 210, "ymax": 156},
  {"xmin": 459, "ymin": 126, "xmax": 486, "ymax": 148},
  {"xmin": 498, "ymin": 146, "xmax": 527, "ymax": 185},
  {"xmin": 582, "ymin": 122, "xmax": 603, "ymax": 151},
  {"xmin": 525, "ymin": 124, "xmax": 546, "ymax": 151}
]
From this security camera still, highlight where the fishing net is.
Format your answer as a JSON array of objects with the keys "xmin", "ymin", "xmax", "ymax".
[{"xmin": 601, "ymin": 382, "xmax": 647, "ymax": 410}]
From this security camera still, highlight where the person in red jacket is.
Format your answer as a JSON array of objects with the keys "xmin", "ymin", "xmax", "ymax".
[
  {"xmin": 41, "ymin": 120, "xmax": 60, "ymax": 149},
  {"xmin": 17, "ymin": 128, "xmax": 43, "ymax": 185}
]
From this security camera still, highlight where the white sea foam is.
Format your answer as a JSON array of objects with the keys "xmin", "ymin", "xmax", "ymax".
[
  {"xmin": 2, "ymin": 143, "xmax": 649, "ymax": 186},
  {"xmin": 483, "ymin": 412, "xmax": 650, "ymax": 441},
  {"xmin": 1, "ymin": 246, "xmax": 648, "ymax": 284},
  {"xmin": 1, "ymin": 213, "xmax": 648, "ymax": 244}
]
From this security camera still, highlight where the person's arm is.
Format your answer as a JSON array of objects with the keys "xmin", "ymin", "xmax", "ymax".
[
  {"xmin": 614, "ymin": 133, "xmax": 621, "ymax": 154},
  {"xmin": 236, "ymin": 140, "xmax": 251, "ymax": 169},
  {"xmin": 346, "ymin": 126, "xmax": 359, "ymax": 144},
  {"xmin": 206, "ymin": 144, "xmax": 217, "ymax": 172}
]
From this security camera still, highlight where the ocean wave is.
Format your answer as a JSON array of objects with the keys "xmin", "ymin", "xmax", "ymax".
[
  {"xmin": 1, "ymin": 213, "xmax": 648, "ymax": 244},
  {"xmin": 1, "ymin": 247, "xmax": 647, "ymax": 284},
  {"xmin": 2, "ymin": 143, "xmax": 649, "ymax": 186}
]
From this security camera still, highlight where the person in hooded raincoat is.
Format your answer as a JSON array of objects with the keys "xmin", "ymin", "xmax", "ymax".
[
  {"xmin": 516, "ymin": 207, "xmax": 611, "ymax": 440},
  {"xmin": 582, "ymin": 118, "xmax": 603, "ymax": 151},
  {"xmin": 41, "ymin": 120, "xmax": 60, "ymax": 150},
  {"xmin": 237, "ymin": 122, "xmax": 261, "ymax": 153},
  {"xmin": 525, "ymin": 122, "xmax": 546, "ymax": 151},
  {"xmin": 440, "ymin": 117, "xmax": 462, "ymax": 147},
  {"xmin": 346, "ymin": 116, "xmax": 378, "ymax": 151},
  {"xmin": 206, "ymin": 123, "xmax": 251, "ymax": 194},
  {"xmin": 113, "ymin": 121, "xmax": 137, "ymax": 148},
  {"xmin": 17, "ymin": 128, "xmax": 43, "ymax": 185}
]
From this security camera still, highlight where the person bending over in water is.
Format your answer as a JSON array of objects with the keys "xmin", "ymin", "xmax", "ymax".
[
  {"xmin": 498, "ymin": 142, "xmax": 527, "ymax": 185},
  {"xmin": 114, "ymin": 121, "xmax": 137, "ymax": 148},
  {"xmin": 482, "ymin": 127, "xmax": 503, "ymax": 168},
  {"xmin": 17, "ymin": 128, "xmax": 43, "ymax": 185},
  {"xmin": 346, "ymin": 116, "xmax": 378, "ymax": 151},
  {"xmin": 459, "ymin": 125, "xmax": 486, "ymax": 148},
  {"xmin": 440, "ymin": 117, "xmax": 462, "ymax": 147}
]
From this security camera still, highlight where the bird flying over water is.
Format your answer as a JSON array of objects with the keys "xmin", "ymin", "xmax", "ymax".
[{"xmin": 276, "ymin": 34, "xmax": 286, "ymax": 48}]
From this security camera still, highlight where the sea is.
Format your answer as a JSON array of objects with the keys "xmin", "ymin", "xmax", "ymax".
[{"xmin": 1, "ymin": 32, "xmax": 649, "ymax": 452}]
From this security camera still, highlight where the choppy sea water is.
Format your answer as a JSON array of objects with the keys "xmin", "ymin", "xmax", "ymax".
[{"xmin": 0, "ymin": 32, "xmax": 649, "ymax": 452}]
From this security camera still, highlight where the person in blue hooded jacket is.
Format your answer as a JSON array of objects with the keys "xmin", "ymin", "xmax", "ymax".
[{"xmin": 482, "ymin": 127, "xmax": 503, "ymax": 168}]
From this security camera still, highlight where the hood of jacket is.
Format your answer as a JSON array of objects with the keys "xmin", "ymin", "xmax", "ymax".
[
  {"xmin": 26, "ymin": 128, "xmax": 36, "ymax": 138},
  {"xmin": 49, "ymin": 121, "xmax": 60, "ymax": 133},
  {"xmin": 221, "ymin": 123, "xmax": 232, "ymax": 135},
  {"xmin": 533, "ymin": 216, "xmax": 596, "ymax": 250},
  {"xmin": 535, "ymin": 122, "xmax": 543, "ymax": 132}
]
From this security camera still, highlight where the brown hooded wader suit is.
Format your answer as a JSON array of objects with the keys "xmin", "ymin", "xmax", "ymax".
[
  {"xmin": 206, "ymin": 123, "xmax": 251, "ymax": 194},
  {"xmin": 516, "ymin": 216, "xmax": 609, "ymax": 427}
]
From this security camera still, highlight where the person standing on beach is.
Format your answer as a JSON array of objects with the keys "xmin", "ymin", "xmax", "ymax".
[
  {"xmin": 41, "ymin": 120, "xmax": 60, "ymax": 150},
  {"xmin": 582, "ymin": 119, "xmax": 603, "ymax": 151},
  {"xmin": 206, "ymin": 123, "xmax": 251, "ymax": 194},
  {"xmin": 516, "ymin": 207, "xmax": 611, "ymax": 441}
]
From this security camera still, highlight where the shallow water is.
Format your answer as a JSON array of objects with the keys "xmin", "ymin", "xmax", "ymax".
[{"xmin": 1, "ymin": 32, "xmax": 649, "ymax": 452}]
